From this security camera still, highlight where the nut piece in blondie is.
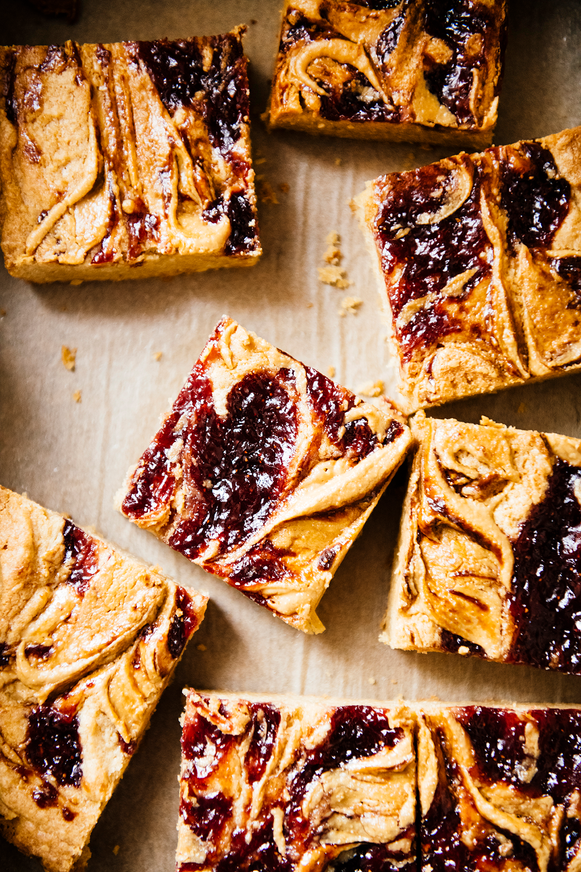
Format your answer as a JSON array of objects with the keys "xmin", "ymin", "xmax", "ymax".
[
  {"xmin": 0, "ymin": 30, "xmax": 260, "ymax": 283},
  {"xmin": 383, "ymin": 411, "xmax": 581, "ymax": 674},
  {"xmin": 119, "ymin": 316, "xmax": 412, "ymax": 634},
  {"xmin": 266, "ymin": 0, "xmax": 507, "ymax": 147},
  {"xmin": 0, "ymin": 485, "xmax": 207, "ymax": 872},
  {"xmin": 355, "ymin": 125, "xmax": 581, "ymax": 411},
  {"xmin": 177, "ymin": 690, "xmax": 417, "ymax": 872},
  {"xmin": 417, "ymin": 702, "xmax": 581, "ymax": 872}
]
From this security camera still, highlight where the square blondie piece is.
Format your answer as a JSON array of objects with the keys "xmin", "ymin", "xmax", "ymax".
[
  {"xmin": 384, "ymin": 412, "xmax": 581, "ymax": 674},
  {"xmin": 119, "ymin": 316, "xmax": 412, "ymax": 634},
  {"xmin": 177, "ymin": 690, "xmax": 417, "ymax": 872},
  {"xmin": 266, "ymin": 0, "xmax": 507, "ymax": 147},
  {"xmin": 0, "ymin": 29, "xmax": 260, "ymax": 283},
  {"xmin": 0, "ymin": 485, "xmax": 207, "ymax": 872},
  {"xmin": 355, "ymin": 125, "xmax": 581, "ymax": 411},
  {"xmin": 417, "ymin": 702, "xmax": 581, "ymax": 872}
]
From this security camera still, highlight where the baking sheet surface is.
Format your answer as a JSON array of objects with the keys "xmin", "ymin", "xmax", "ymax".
[{"xmin": 1, "ymin": 0, "xmax": 581, "ymax": 869}]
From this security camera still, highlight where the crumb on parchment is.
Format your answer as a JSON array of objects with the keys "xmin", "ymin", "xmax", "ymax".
[
  {"xmin": 72, "ymin": 390, "xmax": 82, "ymax": 403},
  {"xmin": 327, "ymin": 366, "xmax": 336, "ymax": 379},
  {"xmin": 339, "ymin": 296, "xmax": 362, "ymax": 316},
  {"xmin": 153, "ymin": 351, "xmax": 163, "ymax": 361},
  {"xmin": 256, "ymin": 178, "xmax": 279, "ymax": 204},
  {"xmin": 318, "ymin": 265, "xmax": 350, "ymax": 289},
  {"xmin": 279, "ymin": 182, "xmax": 290, "ymax": 193},
  {"xmin": 197, "ymin": 644, "xmax": 207, "ymax": 652},
  {"xmin": 357, "ymin": 380, "xmax": 384, "ymax": 398},
  {"xmin": 61, "ymin": 345, "xmax": 76, "ymax": 371}
]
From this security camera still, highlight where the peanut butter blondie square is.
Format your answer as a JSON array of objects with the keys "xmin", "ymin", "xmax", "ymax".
[
  {"xmin": 0, "ymin": 485, "xmax": 207, "ymax": 872},
  {"xmin": 417, "ymin": 702, "xmax": 581, "ymax": 872},
  {"xmin": 384, "ymin": 412, "xmax": 581, "ymax": 674},
  {"xmin": 266, "ymin": 0, "xmax": 507, "ymax": 147},
  {"xmin": 119, "ymin": 317, "xmax": 412, "ymax": 634},
  {"xmin": 355, "ymin": 125, "xmax": 581, "ymax": 411},
  {"xmin": 0, "ymin": 29, "xmax": 260, "ymax": 283},
  {"xmin": 176, "ymin": 690, "xmax": 417, "ymax": 872}
]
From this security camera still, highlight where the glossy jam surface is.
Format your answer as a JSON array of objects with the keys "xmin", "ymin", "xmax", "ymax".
[
  {"xmin": 500, "ymin": 142, "xmax": 571, "ymax": 250},
  {"xmin": 0, "ymin": 642, "xmax": 10, "ymax": 667},
  {"xmin": 509, "ymin": 458, "xmax": 581, "ymax": 674},
  {"xmin": 123, "ymin": 361, "xmax": 298, "ymax": 560},
  {"xmin": 423, "ymin": 722, "xmax": 538, "ymax": 871},
  {"xmin": 180, "ymin": 702, "xmax": 409, "ymax": 871},
  {"xmin": 374, "ymin": 158, "xmax": 490, "ymax": 358},
  {"xmin": 423, "ymin": 0, "xmax": 505, "ymax": 126},
  {"xmin": 26, "ymin": 705, "xmax": 82, "ymax": 789},
  {"xmin": 167, "ymin": 586, "xmax": 201, "ymax": 659},
  {"xmin": 63, "ymin": 519, "xmax": 99, "ymax": 596},
  {"xmin": 305, "ymin": 366, "xmax": 381, "ymax": 457},
  {"xmin": 132, "ymin": 33, "xmax": 248, "ymax": 157}
]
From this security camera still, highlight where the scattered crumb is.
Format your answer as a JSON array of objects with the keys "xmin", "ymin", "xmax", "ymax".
[
  {"xmin": 113, "ymin": 845, "xmax": 120, "ymax": 856},
  {"xmin": 517, "ymin": 402, "xmax": 527, "ymax": 414},
  {"xmin": 368, "ymin": 677, "xmax": 376, "ymax": 686},
  {"xmin": 391, "ymin": 679, "xmax": 398, "ymax": 684},
  {"xmin": 250, "ymin": 18, "xmax": 257, "ymax": 24},
  {"xmin": 327, "ymin": 365, "xmax": 336, "ymax": 379},
  {"xmin": 197, "ymin": 643, "xmax": 207, "ymax": 652},
  {"xmin": 256, "ymin": 178, "xmax": 279, "ymax": 204},
  {"xmin": 318, "ymin": 264, "xmax": 350, "ymax": 289},
  {"xmin": 61, "ymin": 345, "xmax": 76, "ymax": 371},
  {"xmin": 72, "ymin": 390, "xmax": 82, "ymax": 403},
  {"xmin": 70, "ymin": 279, "xmax": 83, "ymax": 286},
  {"xmin": 334, "ymin": 157, "xmax": 342, "ymax": 166},
  {"xmin": 306, "ymin": 302, "xmax": 314, "ymax": 308},
  {"xmin": 0, "ymin": 308, "xmax": 6, "ymax": 317},
  {"xmin": 278, "ymin": 182, "xmax": 290, "ymax": 194},
  {"xmin": 324, "ymin": 230, "xmax": 342, "ymax": 265},
  {"xmin": 357, "ymin": 380, "xmax": 384, "ymax": 398},
  {"xmin": 339, "ymin": 296, "xmax": 363, "ymax": 316},
  {"xmin": 255, "ymin": 156, "xmax": 267, "ymax": 165},
  {"xmin": 60, "ymin": 304, "xmax": 68, "ymax": 312},
  {"xmin": 458, "ymin": 645, "xmax": 470, "ymax": 656},
  {"xmin": 153, "ymin": 351, "xmax": 163, "ymax": 362}
]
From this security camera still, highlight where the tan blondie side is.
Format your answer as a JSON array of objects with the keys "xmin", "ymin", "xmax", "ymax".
[
  {"xmin": 0, "ymin": 485, "xmax": 207, "ymax": 872},
  {"xmin": 266, "ymin": 0, "xmax": 507, "ymax": 148},
  {"xmin": 118, "ymin": 316, "xmax": 413, "ymax": 634},
  {"xmin": 0, "ymin": 30, "xmax": 260, "ymax": 283},
  {"xmin": 383, "ymin": 412, "xmax": 581, "ymax": 675},
  {"xmin": 176, "ymin": 690, "xmax": 417, "ymax": 872},
  {"xmin": 355, "ymin": 125, "xmax": 581, "ymax": 412}
]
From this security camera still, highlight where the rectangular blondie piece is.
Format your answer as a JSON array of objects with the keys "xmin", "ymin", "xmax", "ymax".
[
  {"xmin": 177, "ymin": 690, "xmax": 417, "ymax": 872},
  {"xmin": 266, "ymin": 0, "xmax": 507, "ymax": 147},
  {"xmin": 118, "ymin": 316, "xmax": 412, "ymax": 634},
  {"xmin": 0, "ymin": 29, "xmax": 260, "ymax": 283},
  {"xmin": 383, "ymin": 412, "xmax": 581, "ymax": 674},
  {"xmin": 0, "ymin": 485, "xmax": 207, "ymax": 872},
  {"xmin": 355, "ymin": 125, "xmax": 581, "ymax": 411}
]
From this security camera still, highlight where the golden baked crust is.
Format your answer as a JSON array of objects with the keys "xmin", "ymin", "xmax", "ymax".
[
  {"xmin": 265, "ymin": 0, "xmax": 507, "ymax": 147},
  {"xmin": 118, "ymin": 316, "xmax": 413, "ymax": 634},
  {"xmin": 0, "ymin": 485, "xmax": 207, "ymax": 872},
  {"xmin": 355, "ymin": 125, "xmax": 581, "ymax": 411},
  {"xmin": 0, "ymin": 30, "xmax": 260, "ymax": 283},
  {"xmin": 176, "ymin": 690, "xmax": 417, "ymax": 871},
  {"xmin": 383, "ymin": 412, "xmax": 581, "ymax": 674},
  {"xmin": 417, "ymin": 702, "xmax": 581, "ymax": 872}
]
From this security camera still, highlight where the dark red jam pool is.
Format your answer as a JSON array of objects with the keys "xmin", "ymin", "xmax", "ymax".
[
  {"xmin": 26, "ymin": 705, "xmax": 83, "ymax": 797},
  {"xmin": 374, "ymin": 156, "xmax": 491, "ymax": 358},
  {"xmin": 63, "ymin": 518, "xmax": 99, "ymax": 596}
]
